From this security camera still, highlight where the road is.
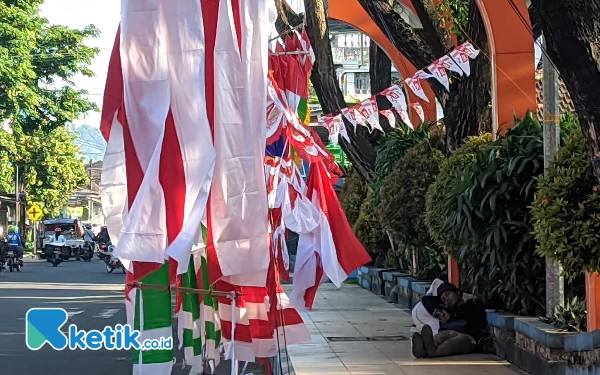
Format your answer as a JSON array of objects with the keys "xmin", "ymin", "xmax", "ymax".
[{"xmin": 0, "ymin": 257, "xmax": 184, "ymax": 375}]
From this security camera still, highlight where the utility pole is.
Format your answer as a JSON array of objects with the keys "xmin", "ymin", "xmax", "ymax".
[
  {"xmin": 14, "ymin": 165, "xmax": 19, "ymax": 230},
  {"xmin": 542, "ymin": 36, "xmax": 564, "ymax": 315}
]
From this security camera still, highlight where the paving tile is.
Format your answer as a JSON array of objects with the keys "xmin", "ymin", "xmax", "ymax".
[{"xmin": 286, "ymin": 284, "xmax": 525, "ymax": 375}]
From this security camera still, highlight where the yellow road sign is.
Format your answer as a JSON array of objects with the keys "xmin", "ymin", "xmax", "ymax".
[{"xmin": 27, "ymin": 204, "xmax": 43, "ymax": 221}]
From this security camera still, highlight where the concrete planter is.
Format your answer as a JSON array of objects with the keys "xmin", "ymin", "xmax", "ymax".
[
  {"xmin": 369, "ymin": 267, "xmax": 393, "ymax": 296},
  {"xmin": 358, "ymin": 266, "xmax": 371, "ymax": 290},
  {"xmin": 382, "ymin": 271, "xmax": 409, "ymax": 302},
  {"xmin": 487, "ymin": 311, "xmax": 600, "ymax": 375}
]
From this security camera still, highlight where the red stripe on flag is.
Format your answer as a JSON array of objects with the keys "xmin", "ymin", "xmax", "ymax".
[
  {"xmin": 201, "ymin": 0, "xmax": 224, "ymax": 285},
  {"xmin": 231, "ymin": 0, "xmax": 242, "ymax": 54}
]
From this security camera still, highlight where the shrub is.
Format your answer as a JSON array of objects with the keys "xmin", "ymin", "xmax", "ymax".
[
  {"xmin": 353, "ymin": 191, "xmax": 390, "ymax": 267},
  {"xmin": 370, "ymin": 123, "xmax": 435, "ymax": 210},
  {"xmin": 426, "ymin": 133, "xmax": 493, "ymax": 259},
  {"xmin": 339, "ymin": 167, "xmax": 368, "ymax": 226},
  {"xmin": 531, "ymin": 126, "xmax": 600, "ymax": 277},
  {"xmin": 542, "ymin": 296, "xmax": 587, "ymax": 332},
  {"xmin": 445, "ymin": 112, "xmax": 547, "ymax": 316},
  {"xmin": 378, "ymin": 136, "xmax": 447, "ymax": 280}
]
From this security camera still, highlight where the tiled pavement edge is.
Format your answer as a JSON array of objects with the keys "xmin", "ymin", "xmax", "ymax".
[{"xmin": 282, "ymin": 284, "xmax": 528, "ymax": 375}]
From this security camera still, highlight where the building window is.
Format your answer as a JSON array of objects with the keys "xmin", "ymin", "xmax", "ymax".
[{"xmin": 355, "ymin": 73, "xmax": 370, "ymax": 95}]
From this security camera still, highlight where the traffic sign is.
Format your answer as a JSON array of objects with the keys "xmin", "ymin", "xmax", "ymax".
[{"xmin": 27, "ymin": 204, "xmax": 43, "ymax": 221}]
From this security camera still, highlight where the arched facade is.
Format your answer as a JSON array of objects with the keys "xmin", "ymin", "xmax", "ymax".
[
  {"xmin": 328, "ymin": 1, "xmax": 438, "ymax": 123},
  {"xmin": 329, "ymin": 0, "xmax": 537, "ymax": 134}
]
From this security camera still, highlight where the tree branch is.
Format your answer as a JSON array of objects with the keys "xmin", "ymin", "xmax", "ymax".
[{"xmin": 409, "ymin": 0, "xmax": 454, "ymax": 56}]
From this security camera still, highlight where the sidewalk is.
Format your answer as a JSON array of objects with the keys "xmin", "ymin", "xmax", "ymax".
[{"xmin": 286, "ymin": 283, "xmax": 527, "ymax": 375}]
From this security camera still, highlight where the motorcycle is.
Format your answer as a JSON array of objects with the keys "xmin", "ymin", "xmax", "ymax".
[
  {"xmin": 96, "ymin": 242, "xmax": 109, "ymax": 261},
  {"xmin": 45, "ymin": 243, "xmax": 66, "ymax": 267},
  {"xmin": 81, "ymin": 241, "xmax": 94, "ymax": 262},
  {"xmin": 6, "ymin": 248, "xmax": 22, "ymax": 272},
  {"xmin": 104, "ymin": 253, "xmax": 126, "ymax": 274}
]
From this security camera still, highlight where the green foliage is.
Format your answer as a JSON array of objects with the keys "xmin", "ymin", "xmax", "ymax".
[
  {"xmin": 22, "ymin": 127, "xmax": 89, "ymax": 217},
  {"xmin": 353, "ymin": 191, "xmax": 389, "ymax": 266},
  {"xmin": 0, "ymin": 0, "xmax": 98, "ymax": 214},
  {"xmin": 339, "ymin": 167, "xmax": 368, "ymax": 226},
  {"xmin": 370, "ymin": 123, "xmax": 435, "ymax": 210},
  {"xmin": 378, "ymin": 136, "xmax": 447, "ymax": 280},
  {"xmin": 426, "ymin": 133, "xmax": 493, "ymax": 259},
  {"xmin": 542, "ymin": 296, "xmax": 587, "ymax": 332},
  {"xmin": 437, "ymin": 0, "xmax": 469, "ymax": 31},
  {"xmin": 445, "ymin": 112, "xmax": 547, "ymax": 316},
  {"xmin": 531, "ymin": 126, "xmax": 600, "ymax": 277}
]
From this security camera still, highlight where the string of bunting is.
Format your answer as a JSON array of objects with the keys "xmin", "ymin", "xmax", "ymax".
[{"xmin": 317, "ymin": 42, "xmax": 480, "ymax": 146}]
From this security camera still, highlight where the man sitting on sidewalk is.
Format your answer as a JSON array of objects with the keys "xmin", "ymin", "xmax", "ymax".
[{"xmin": 411, "ymin": 282, "xmax": 487, "ymax": 358}]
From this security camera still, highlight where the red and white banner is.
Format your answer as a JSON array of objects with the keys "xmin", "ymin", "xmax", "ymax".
[
  {"xmin": 449, "ymin": 42, "xmax": 480, "ymax": 76},
  {"xmin": 410, "ymin": 103, "xmax": 425, "ymax": 123},
  {"xmin": 380, "ymin": 109, "xmax": 396, "ymax": 128},
  {"xmin": 320, "ymin": 42, "xmax": 480, "ymax": 131},
  {"xmin": 358, "ymin": 98, "xmax": 384, "ymax": 133},
  {"xmin": 381, "ymin": 85, "xmax": 408, "ymax": 113}
]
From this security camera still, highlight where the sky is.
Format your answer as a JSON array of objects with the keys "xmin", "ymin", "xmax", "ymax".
[
  {"xmin": 40, "ymin": 0, "xmax": 541, "ymax": 128},
  {"xmin": 41, "ymin": 0, "xmax": 120, "ymax": 128}
]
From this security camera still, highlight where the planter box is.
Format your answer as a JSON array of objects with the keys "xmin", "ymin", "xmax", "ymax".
[
  {"xmin": 383, "ymin": 271, "xmax": 409, "ymax": 302},
  {"xmin": 396, "ymin": 276, "xmax": 419, "ymax": 309},
  {"xmin": 410, "ymin": 282, "xmax": 432, "ymax": 308},
  {"xmin": 358, "ymin": 266, "xmax": 371, "ymax": 290},
  {"xmin": 487, "ymin": 311, "xmax": 600, "ymax": 375},
  {"xmin": 369, "ymin": 268, "xmax": 393, "ymax": 296}
]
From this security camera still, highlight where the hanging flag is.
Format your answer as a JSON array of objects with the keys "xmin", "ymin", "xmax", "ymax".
[
  {"xmin": 398, "ymin": 109, "xmax": 414, "ymax": 130},
  {"xmin": 341, "ymin": 106, "xmax": 358, "ymax": 132},
  {"xmin": 381, "ymin": 85, "xmax": 408, "ymax": 113},
  {"xmin": 404, "ymin": 77, "xmax": 430, "ymax": 103},
  {"xmin": 449, "ymin": 42, "xmax": 480, "ymax": 77},
  {"xmin": 291, "ymin": 162, "xmax": 372, "ymax": 310},
  {"xmin": 128, "ymin": 263, "xmax": 173, "ymax": 374},
  {"xmin": 337, "ymin": 114, "xmax": 351, "ymax": 143},
  {"xmin": 427, "ymin": 60, "xmax": 450, "ymax": 90},
  {"xmin": 318, "ymin": 115, "xmax": 340, "ymax": 146},
  {"xmin": 380, "ymin": 109, "xmax": 396, "ymax": 128},
  {"xmin": 438, "ymin": 55, "xmax": 464, "ymax": 76},
  {"xmin": 358, "ymin": 98, "xmax": 384, "ymax": 133},
  {"xmin": 410, "ymin": 103, "xmax": 425, "ymax": 123},
  {"xmin": 205, "ymin": 0, "xmax": 275, "ymax": 287}
]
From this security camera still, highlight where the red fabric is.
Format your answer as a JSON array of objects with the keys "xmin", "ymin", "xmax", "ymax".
[{"xmin": 201, "ymin": 0, "xmax": 224, "ymax": 286}]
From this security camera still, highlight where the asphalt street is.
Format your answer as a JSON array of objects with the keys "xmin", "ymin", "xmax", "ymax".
[{"xmin": 0, "ymin": 256, "xmax": 188, "ymax": 375}]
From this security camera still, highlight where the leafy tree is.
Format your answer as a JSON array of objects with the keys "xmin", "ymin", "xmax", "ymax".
[
  {"xmin": 0, "ymin": 0, "xmax": 98, "ymax": 215},
  {"xmin": 426, "ymin": 133, "xmax": 493, "ymax": 259},
  {"xmin": 21, "ymin": 127, "xmax": 89, "ymax": 217},
  {"xmin": 531, "ymin": 125, "xmax": 600, "ymax": 278},
  {"xmin": 534, "ymin": 0, "xmax": 600, "ymax": 185},
  {"xmin": 378, "ymin": 136, "xmax": 447, "ymax": 280},
  {"xmin": 444, "ymin": 113, "xmax": 547, "ymax": 315},
  {"xmin": 339, "ymin": 167, "xmax": 368, "ymax": 226}
]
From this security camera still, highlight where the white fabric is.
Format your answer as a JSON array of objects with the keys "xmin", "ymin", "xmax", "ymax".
[
  {"xmin": 162, "ymin": 0, "xmax": 216, "ymax": 275},
  {"xmin": 412, "ymin": 302, "xmax": 440, "ymax": 335},
  {"xmin": 427, "ymin": 278, "xmax": 445, "ymax": 296},
  {"xmin": 116, "ymin": 0, "xmax": 170, "ymax": 264},
  {"xmin": 210, "ymin": 0, "xmax": 273, "ymax": 287}
]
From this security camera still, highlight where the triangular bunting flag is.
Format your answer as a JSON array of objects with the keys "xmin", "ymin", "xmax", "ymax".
[
  {"xmin": 381, "ymin": 85, "xmax": 408, "ymax": 113},
  {"xmin": 410, "ymin": 103, "xmax": 425, "ymax": 123},
  {"xmin": 404, "ymin": 77, "xmax": 430, "ymax": 102},
  {"xmin": 380, "ymin": 109, "xmax": 396, "ymax": 128}
]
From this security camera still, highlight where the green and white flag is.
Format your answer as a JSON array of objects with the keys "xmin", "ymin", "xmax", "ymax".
[
  {"xmin": 179, "ymin": 224, "xmax": 222, "ymax": 374},
  {"xmin": 127, "ymin": 262, "xmax": 174, "ymax": 375}
]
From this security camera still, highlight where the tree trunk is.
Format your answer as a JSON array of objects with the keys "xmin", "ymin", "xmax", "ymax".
[
  {"xmin": 537, "ymin": 0, "xmax": 600, "ymax": 184},
  {"xmin": 442, "ymin": 1, "xmax": 492, "ymax": 154},
  {"xmin": 356, "ymin": 0, "xmax": 492, "ymax": 154},
  {"xmin": 370, "ymin": 42, "xmax": 394, "ymax": 132},
  {"xmin": 299, "ymin": 0, "xmax": 378, "ymax": 179}
]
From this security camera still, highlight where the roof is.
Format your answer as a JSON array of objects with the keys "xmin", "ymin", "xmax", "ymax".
[{"xmin": 43, "ymin": 218, "xmax": 77, "ymax": 225}]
